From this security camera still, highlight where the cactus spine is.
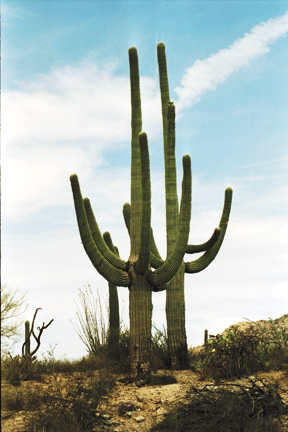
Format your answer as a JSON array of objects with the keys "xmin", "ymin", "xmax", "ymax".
[
  {"xmin": 70, "ymin": 47, "xmax": 192, "ymax": 377},
  {"xmin": 24, "ymin": 320, "xmax": 31, "ymax": 357}
]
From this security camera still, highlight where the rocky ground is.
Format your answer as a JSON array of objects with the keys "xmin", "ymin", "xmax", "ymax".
[{"xmin": 2, "ymin": 368, "xmax": 288, "ymax": 432}]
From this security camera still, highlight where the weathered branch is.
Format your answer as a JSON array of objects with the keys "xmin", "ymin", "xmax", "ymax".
[{"xmin": 22, "ymin": 308, "xmax": 54, "ymax": 358}]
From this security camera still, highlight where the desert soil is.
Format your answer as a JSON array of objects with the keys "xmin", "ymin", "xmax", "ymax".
[{"xmin": 2, "ymin": 369, "xmax": 288, "ymax": 432}]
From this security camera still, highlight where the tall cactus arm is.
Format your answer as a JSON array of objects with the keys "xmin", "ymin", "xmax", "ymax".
[
  {"xmin": 122, "ymin": 202, "xmax": 131, "ymax": 230},
  {"xmin": 158, "ymin": 43, "xmax": 179, "ymax": 257},
  {"xmin": 147, "ymin": 155, "xmax": 192, "ymax": 287},
  {"xmin": 70, "ymin": 174, "xmax": 131, "ymax": 287},
  {"xmin": 84, "ymin": 198, "xmax": 129, "ymax": 271},
  {"xmin": 157, "ymin": 42, "xmax": 170, "ymax": 151},
  {"xmin": 135, "ymin": 132, "xmax": 151, "ymax": 274},
  {"xmin": 123, "ymin": 202, "xmax": 164, "ymax": 269},
  {"xmin": 129, "ymin": 47, "xmax": 142, "ymax": 261},
  {"xmin": 186, "ymin": 227, "xmax": 221, "ymax": 254},
  {"xmin": 165, "ymin": 102, "xmax": 179, "ymax": 255},
  {"xmin": 185, "ymin": 187, "xmax": 233, "ymax": 273}
]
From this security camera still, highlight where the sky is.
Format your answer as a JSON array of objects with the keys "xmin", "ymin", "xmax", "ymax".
[{"xmin": 2, "ymin": 0, "xmax": 288, "ymax": 361}]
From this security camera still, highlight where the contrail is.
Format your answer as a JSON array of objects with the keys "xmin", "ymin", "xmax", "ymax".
[{"xmin": 175, "ymin": 11, "xmax": 288, "ymax": 112}]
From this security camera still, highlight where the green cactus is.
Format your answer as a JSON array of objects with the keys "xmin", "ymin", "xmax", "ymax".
[
  {"xmin": 158, "ymin": 43, "xmax": 232, "ymax": 368},
  {"xmin": 123, "ymin": 43, "xmax": 232, "ymax": 369},
  {"xmin": 103, "ymin": 231, "xmax": 120, "ymax": 348},
  {"xmin": 205, "ymin": 329, "xmax": 208, "ymax": 345},
  {"xmin": 70, "ymin": 47, "xmax": 192, "ymax": 377},
  {"xmin": 24, "ymin": 320, "xmax": 31, "ymax": 357}
]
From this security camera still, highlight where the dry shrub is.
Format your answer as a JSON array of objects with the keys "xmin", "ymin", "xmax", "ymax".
[
  {"xmin": 152, "ymin": 377, "xmax": 286, "ymax": 432},
  {"xmin": 2, "ymin": 354, "xmax": 44, "ymax": 386},
  {"xmin": 198, "ymin": 319, "xmax": 288, "ymax": 381},
  {"xmin": 13, "ymin": 367, "xmax": 116, "ymax": 432}
]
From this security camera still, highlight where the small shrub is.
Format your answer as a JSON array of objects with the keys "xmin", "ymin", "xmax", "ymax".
[
  {"xmin": 198, "ymin": 324, "xmax": 282, "ymax": 381},
  {"xmin": 244, "ymin": 316, "xmax": 288, "ymax": 371},
  {"xmin": 2, "ymin": 354, "xmax": 44, "ymax": 385},
  {"xmin": 2, "ymin": 385, "xmax": 44, "ymax": 413},
  {"xmin": 150, "ymin": 325, "xmax": 170, "ymax": 370},
  {"xmin": 151, "ymin": 377, "xmax": 286, "ymax": 432},
  {"xmin": 19, "ymin": 366, "xmax": 116, "ymax": 432}
]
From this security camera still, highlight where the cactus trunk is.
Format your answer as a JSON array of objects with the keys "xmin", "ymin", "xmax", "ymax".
[
  {"xmin": 165, "ymin": 263, "xmax": 189, "ymax": 369},
  {"xmin": 108, "ymin": 281, "xmax": 120, "ymax": 347},
  {"xmin": 129, "ymin": 267, "xmax": 153, "ymax": 379},
  {"xmin": 24, "ymin": 320, "xmax": 31, "ymax": 357}
]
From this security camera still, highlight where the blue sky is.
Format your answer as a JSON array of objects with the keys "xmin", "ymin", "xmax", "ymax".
[{"xmin": 2, "ymin": 1, "xmax": 288, "ymax": 361}]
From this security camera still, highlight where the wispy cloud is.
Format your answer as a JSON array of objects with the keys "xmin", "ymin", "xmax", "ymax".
[
  {"xmin": 2, "ymin": 4, "xmax": 36, "ymax": 23},
  {"xmin": 174, "ymin": 11, "xmax": 288, "ymax": 111},
  {"xmin": 2, "ymin": 61, "xmax": 162, "ymax": 221},
  {"xmin": 3, "ymin": 12, "xmax": 288, "ymax": 223},
  {"xmin": 3, "ymin": 62, "xmax": 161, "ymax": 147}
]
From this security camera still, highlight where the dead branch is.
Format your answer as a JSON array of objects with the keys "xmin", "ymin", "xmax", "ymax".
[{"xmin": 22, "ymin": 308, "xmax": 54, "ymax": 357}]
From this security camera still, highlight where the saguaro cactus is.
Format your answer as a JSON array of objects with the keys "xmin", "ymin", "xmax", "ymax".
[
  {"xmin": 158, "ymin": 43, "xmax": 232, "ymax": 368},
  {"xmin": 123, "ymin": 43, "xmax": 232, "ymax": 369},
  {"xmin": 70, "ymin": 47, "xmax": 192, "ymax": 377},
  {"xmin": 24, "ymin": 320, "xmax": 31, "ymax": 357}
]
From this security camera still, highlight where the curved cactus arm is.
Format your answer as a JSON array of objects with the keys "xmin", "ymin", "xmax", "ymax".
[
  {"xmin": 186, "ymin": 227, "xmax": 221, "ymax": 254},
  {"xmin": 149, "ymin": 249, "xmax": 164, "ymax": 269},
  {"xmin": 70, "ymin": 174, "xmax": 131, "ymax": 287},
  {"xmin": 123, "ymin": 202, "xmax": 164, "ymax": 269},
  {"xmin": 150, "ymin": 227, "xmax": 163, "ymax": 262},
  {"xmin": 147, "ymin": 155, "xmax": 192, "ymax": 287},
  {"xmin": 135, "ymin": 132, "xmax": 151, "ymax": 274},
  {"xmin": 103, "ymin": 231, "xmax": 120, "ymax": 343},
  {"xmin": 185, "ymin": 187, "xmax": 233, "ymax": 273},
  {"xmin": 84, "ymin": 198, "xmax": 129, "ymax": 271},
  {"xmin": 103, "ymin": 231, "xmax": 119, "ymax": 256},
  {"xmin": 122, "ymin": 202, "xmax": 131, "ymax": 231}
]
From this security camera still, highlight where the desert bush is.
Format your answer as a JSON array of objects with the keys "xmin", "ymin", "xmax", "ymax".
[
  {"xmin": 199, "ymin": 325, "xmax": 266, "ymax": 380},
  {"xmin": 2, "ymin": 357, "xmax": 117, "ymax": 431},
  {"xmin": 2, "ymin": 384, "xmax": 44, "ymax": 413},
  {"xmin": 2, "ymin": 354, "xmax": 44, "ymax": 386},
  {"xmin": 197, "ymin": 319, "xmax": 288, "ymax": 381},
  {"xmin": 23, "ymin": 367, "xmax": 116, "ymax": 432},
  {"xmin": 71, "ymin": 285, "xmax": 172, "ymax": 374},
  {"xmin": 71, "ymin": 285, "xmax": 108, "ymax": 356},
  {"xmin": 244, "ymin": 316, "xmax": 288, "ymax": 371},
  {"xmin": 150, "ymin": 324, "xmax": 170, "ymax": 370},
  {"xmin": 151, "ymin": 377, "xmax": 286, "ymax": 432},
  {"xmin": 1, "ymin": 284, "xmax": 28, "ymax": 355}
]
